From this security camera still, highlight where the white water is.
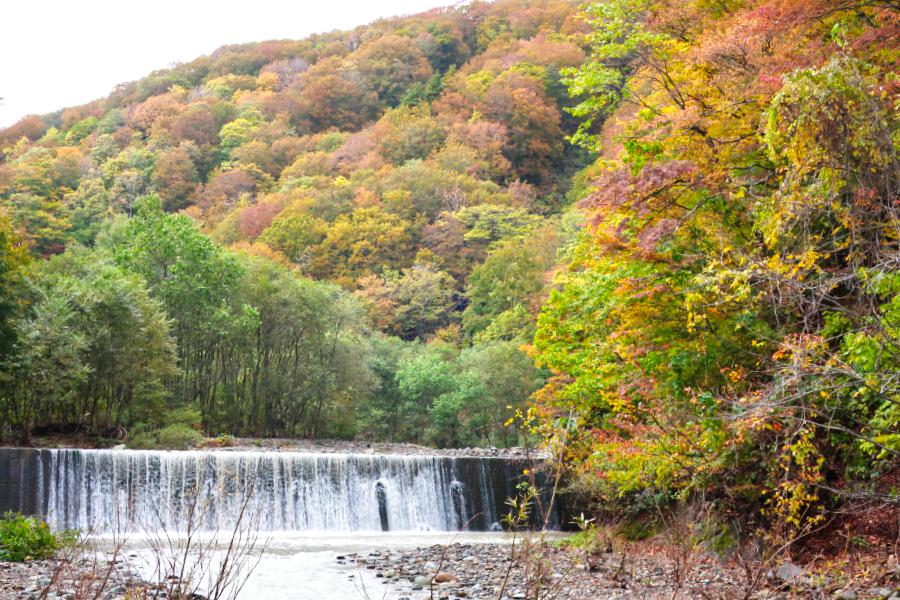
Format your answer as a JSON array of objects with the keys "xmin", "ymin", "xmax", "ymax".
[{"xmin": 38, "ymin": 449, "xmax": 519, "ymax": 533}]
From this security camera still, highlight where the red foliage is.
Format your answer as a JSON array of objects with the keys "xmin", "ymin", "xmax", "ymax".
[
  {"xmin": 0, "ymin": 115, "xmax": 47, "ymax": 146},
  {"xmin": 238, "ymin": 200, "xmax": 284, "ymax": 240}
]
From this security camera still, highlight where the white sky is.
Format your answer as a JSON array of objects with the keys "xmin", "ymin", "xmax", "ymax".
[{"xmin": 0, "ymin": 0, "xmax": 455, "ymax": 128}]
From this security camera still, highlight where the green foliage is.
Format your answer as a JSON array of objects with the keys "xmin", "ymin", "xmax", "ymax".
[
  {"xmin": 0, "ymin": 513, "xmax": 68, "ymax": 562},
  {"xmin": 464, "ymin": 227, "xmax": 558, "ymax": 336},
  {"xmin": 149, "ymin": 424, "xmax": 204, "ymax": 450},
  {"xmin": 0, "ymin": 212, "xmax": 29, "ymax": 357}
]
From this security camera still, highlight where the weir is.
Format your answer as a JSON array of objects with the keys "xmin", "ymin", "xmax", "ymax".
[{"xmin": 0, "ymin": 448, "xmax": 555, "ymax": 533}]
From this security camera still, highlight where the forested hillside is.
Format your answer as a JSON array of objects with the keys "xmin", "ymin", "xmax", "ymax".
[{"xmin": 0, "ymin": 0, "xmax": 589, "ymax": 447}]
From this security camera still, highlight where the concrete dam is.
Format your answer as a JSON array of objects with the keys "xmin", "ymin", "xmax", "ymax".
[{"xmin": 0, "ymin": 448, "xmax": 556, "ymax": 533}]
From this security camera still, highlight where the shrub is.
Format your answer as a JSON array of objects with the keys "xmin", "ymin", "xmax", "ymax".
[
  {"xmin": 205, "ymin": 434, "xmax": 237, "ymax": 448},
  {"xmin": 155, "ymin": 424, "xmax": 204, "ymax": 450},
  {"xmin": 0, "ymin": 512, "xmax": 63, "ymax": 561},
  {"xmin": 127, "ymin": 407, "xmax": 205, "ymax": 450}
]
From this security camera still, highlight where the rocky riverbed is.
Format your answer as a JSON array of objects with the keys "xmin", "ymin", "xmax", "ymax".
[
  {"xmin": 341, "ymin": 540, "xmax": 900, "ymax": 600},
  {"xmin": 3, "ymin": 539, "xmax": 898, "ymax": 600},
  {"xmin": 342, "ymin": 541, "xmax": 745, "ymax": 600},
  {"xmin": 0, "ymin": 556, "xmax": 135, "ymax": 600}
]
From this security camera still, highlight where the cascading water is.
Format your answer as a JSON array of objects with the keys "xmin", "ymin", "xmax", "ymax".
[{"xmin": 26, "ymin": 449, "xmax": 542, "ymax": 534}]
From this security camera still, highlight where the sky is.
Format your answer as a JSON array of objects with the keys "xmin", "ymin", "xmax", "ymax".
[{"xmin": 0, "ymin": 0, "xmax": 456, "ymax": 128}]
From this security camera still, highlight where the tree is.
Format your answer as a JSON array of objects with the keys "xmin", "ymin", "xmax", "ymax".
[
  {"xmin": 456, "ymin": 341, "xmax": 545, "ymax": 446},
  {"xmin": 1, "ymin": 291, "xmax": 87, "ymax": 443},
  {"xmin": 463, "ymin": 226, "xmax": 557, "ymax": 336},
  {"xmin": 0, "ymin": 115, "xmax": 47, "ymax": 147},
  {"xmin": 355, "ymin": 264, "xmax": 458, "ymax": 339},
  {"xmin": 223, "ymin": 252, "xmax": 375, "ymax": 437},
  {"xmin": 295, "ymin": 58, "xmax": 379, "ymax": 132},
  {"xmin": 33, "ymin": 247, "xmax": 176, "ymax": 431},
  {"xmin": 170, "ymin": 103, "xmax": 221, "ymax": 146},
  {"xmin": 482, "ymin": 70, "xmax": 564, "ymax": 183},
  {"xmin": 257, "ymin": 206, "xmax": 327, "ymax": 265},
  {"xmin": 373, "ymin": 106, "xmax": 447, "ymax": 165},
  {"xmin": 350, "ymin": 34, "xmax": 433, "ymax": 107},
  {"xmin": 309, "ymin": 207, "xmax": 415, "ymax": 286},
  {"xmin": 534, "ymin": 0, "xmax": 899, "ymax": 541},
  {"xmin": 152, "ymin": 145, "xmax": 199, "ymax": 211},
  {"xmin": 9, "ymin": 193, "xmax": 71, "ymax": 256},
  {"xmin": 0, "ymin": 211, "xmax": 28, "ymax": 357},
  {"xmin": 106, "ymin": 196, "xmax": 245, "ymax": 428},
  {"xmin": 62, "ymin": 178, "xmax": 111, "ymax": 245},
  {"xmin": 395, "ymin": 349, "xmax": 458, "ymax": 444}
]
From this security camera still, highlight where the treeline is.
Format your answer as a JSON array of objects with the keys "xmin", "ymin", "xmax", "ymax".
[{"xmin": 0, "ymin": 198, "xmax": 543, "ymax": 446}]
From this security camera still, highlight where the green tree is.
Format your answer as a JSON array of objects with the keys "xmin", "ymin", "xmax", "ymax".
[
  {"xmin": 34, "ymin": 247, "xmax": 176, "ymax": 432},
  {"xmin": 105, "ymin": 196, "xmax": 245, "ymax": 428},
  {"xmin": 0, "ymin": 212, "xmax": 29, "ymax": 358}
]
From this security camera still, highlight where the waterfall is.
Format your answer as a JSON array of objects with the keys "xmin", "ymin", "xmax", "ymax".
[{"xmin": 28, "ymin": 449, "xmax": 537, "ymax": 533}]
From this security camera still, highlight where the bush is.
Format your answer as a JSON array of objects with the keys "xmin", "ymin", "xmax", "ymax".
[
  {"xmin": 127, "ymin": 430, "xmax": 158, "ymax": 449},
  {"xmin": 0, "ymin": 512, "xmax": 63, "ymax": 561},
  {"xmin": 128, "ymin": 423, "xmax": 203, "ymax": 450},
  {"xmin": 155, "ymin": 424, "xmax": 204, "ymax": 449},
  {"xmin": 204, "ymin": 433, "xmax": 237, "ymax": 448},
  {"xmin": 128, "ymin": 407, "xmax": 205, "ymax": 450}
]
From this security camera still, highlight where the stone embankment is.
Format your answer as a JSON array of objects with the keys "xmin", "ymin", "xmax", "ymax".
[
  {"xmin": 8, "ymin": 434, "xmax": 547, "ymax": 459},
  {"xmin": 198, "ymin": 437, "xmax": 546, "ymax": 459}
]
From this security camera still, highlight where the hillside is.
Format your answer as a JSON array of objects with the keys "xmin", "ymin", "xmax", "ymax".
[{"xmin": 0, "ymin": 0, "xmax": 590, "ymax": 447}]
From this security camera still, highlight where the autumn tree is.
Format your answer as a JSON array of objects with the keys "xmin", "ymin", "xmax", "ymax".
[
  {"xmin": 356, "ymin": 264, "xmax": 458, "ymax": 339},
  {"xmin": 349, "ymin": 34, "xmax": 433, "ymax": 107}
]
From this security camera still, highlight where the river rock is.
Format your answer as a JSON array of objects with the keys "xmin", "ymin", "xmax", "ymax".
[
  {"xmin": 433, "ymin": 572, "xmax": 458, "ymax": 583},
  {"xmin": 774, "ymin": 562, "xmax": 804, "ymax": 584}
]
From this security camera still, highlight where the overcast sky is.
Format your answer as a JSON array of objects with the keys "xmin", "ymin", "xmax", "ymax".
[{"xmin": 0, "ymin": 0, "xmax": 455, "ymax": 128}]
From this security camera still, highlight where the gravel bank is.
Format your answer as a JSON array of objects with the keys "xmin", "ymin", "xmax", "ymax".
[
  {"xmin": 341, "ymin": 540, "xmax": 899, "ymax": 600},
  {"xmin": 342, "ymin": 540, "xmax": 747, "ymax": 600},
  {"xmin": 0, "ymin": 556, "xmax": 135, "ymax": 600}
]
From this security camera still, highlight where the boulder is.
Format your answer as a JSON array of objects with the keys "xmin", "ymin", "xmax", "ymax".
[
  {"xmin": 433, "ymin": 572, "xmax": 458, "ymax": 584},
  {"xmin": 774, "ymin": 562, "xmax": 804, "ymax": 584}
]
